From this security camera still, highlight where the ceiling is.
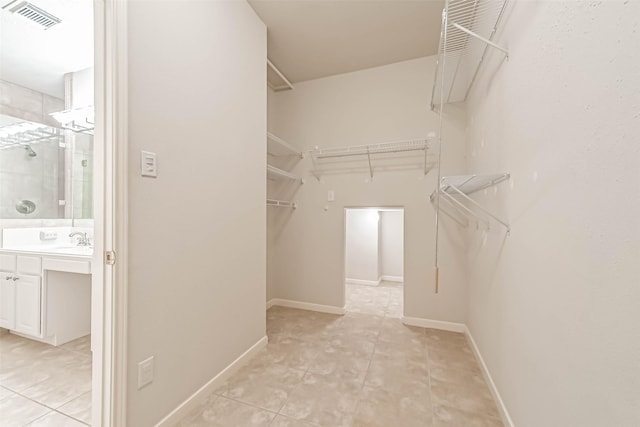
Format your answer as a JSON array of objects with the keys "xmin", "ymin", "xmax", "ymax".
[
  {"xmin": 0, "ymin": 1, "xmax": 443, "ymax": 97},
  {"xmin": 0, "ymin": 0, "xmax": 93, "ymax": 99},
  {"xmin": 249, "ymin": 0, "xmax": 444, "ymax": 84}
]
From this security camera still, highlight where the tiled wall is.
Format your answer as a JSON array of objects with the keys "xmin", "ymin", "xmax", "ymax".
[
  {"xmin": 72, "ymin": 133, "xmax": 93, "ymax": 219},
  {"xmin": 0, "ymin": 80, "xmax": 66, "ymax": 220},
  {"xmin": 0, "ymin": 80, "xmax": 64, "ymax": 128},
  {"xmin": 0, "ymin": 79, "xmax": 93, "ymax": 221},
  {"xmin": 0, "ymin": 139, "xmax": 64, "ymax": 219}
]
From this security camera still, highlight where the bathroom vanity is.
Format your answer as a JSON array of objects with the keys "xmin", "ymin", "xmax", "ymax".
[{"xmin": 0, "ymin": 249, "xmax": 92, "ymax": 346}]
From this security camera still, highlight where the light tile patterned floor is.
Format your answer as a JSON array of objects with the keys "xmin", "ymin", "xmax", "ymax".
[
  {"xmin": 0, "ymin": 333, "xmax": 92, "ymax": 426},
  {"xmin": 176, "ymin": 284, "xmax": 503, "ymax": 427}
]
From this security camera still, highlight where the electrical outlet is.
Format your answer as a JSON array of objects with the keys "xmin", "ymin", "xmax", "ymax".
[
  {"xmin": 138, "ymin": 356, "xmax": 154, "ymax": 389},
  {"xmin": 39, "ymin": 231, "xmax": 57, "ymax": 241}
]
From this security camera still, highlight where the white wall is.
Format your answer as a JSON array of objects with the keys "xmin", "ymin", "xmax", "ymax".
[
  {"xmin": 269, "ymin": 57, "xmax": 468, "ymax": 321},
  {"xmin": 380, "ymin": 210, "xmax": 403, "ymax": 280},
  {"xmin": 464, "ymin": 1, "xmax": 640, "ymax": 426},
  {"xmin": 127, "ymin": 1, "xmax": 266, "ymax": 425},
  {"xmin": 345, "ymin": 209, "xmax": 380, "ymax": 283},
  {"xmin": 69, "ymin": 67, "xmax": 94, "ymax": 109}
]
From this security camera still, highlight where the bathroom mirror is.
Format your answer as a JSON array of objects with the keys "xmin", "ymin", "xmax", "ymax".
[{"xmin": 0, "ymin": 113, "xmax": 93, "ymax": 220}]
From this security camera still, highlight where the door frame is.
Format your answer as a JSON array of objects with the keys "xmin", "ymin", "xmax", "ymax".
[
  {"xmin": 93, "ymin": 0, "xmax": 128, "ymax": 425},
  {"xmin": 343, "ymin": 206, "xmax": 405, "ymax": 310}
]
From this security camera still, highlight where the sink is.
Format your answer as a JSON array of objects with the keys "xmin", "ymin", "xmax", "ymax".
[
  {"xmin": 49, "ymin": 246, "xmax": 94, "ymax": 256},
  {"xmin": 1, "ymin": 245, "xmax": 93, "ymax": 256}
]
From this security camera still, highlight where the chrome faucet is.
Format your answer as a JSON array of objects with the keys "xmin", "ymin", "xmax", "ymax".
[{"xmin": 69, "ymin": 231, "xmax": 91, "ymax": 246}]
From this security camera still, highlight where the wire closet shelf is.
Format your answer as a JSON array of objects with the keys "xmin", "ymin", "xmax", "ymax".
[
  {"xmin": 431, "ymin": 173, "xmax": 510, "ymax": 231},
  {"xmin": 311, "ymin": 137, "xmax": 435, "ymax": 178},
  {"xmin": 267, "ymin": 199, "xmax": 297, "ymax": 209},
  {"xmin": 431, "ymin": 0, "xmax": 509, "ymax": 110}
]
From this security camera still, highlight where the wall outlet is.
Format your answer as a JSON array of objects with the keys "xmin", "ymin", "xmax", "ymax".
[
  {"xmin": 137, "ymin": 356, "xmax": 154, "ymax": 389},
  {"xmin": 39, "ymin": 231, "xmax": 58, "ymax": 241}
]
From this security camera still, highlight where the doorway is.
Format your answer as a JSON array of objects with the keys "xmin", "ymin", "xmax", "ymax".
[
  {"xmin": 0, "ymin": 0, "xmax": 119, "ymax": 425},
  {"xmin": 344, "ymin": 208, "xmax": 404, "ymax": 317}
]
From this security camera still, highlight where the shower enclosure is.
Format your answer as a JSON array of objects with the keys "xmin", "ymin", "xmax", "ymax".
[{"xmin": 0, "ymin": 114, "xmax": 93, "ymax": 220}]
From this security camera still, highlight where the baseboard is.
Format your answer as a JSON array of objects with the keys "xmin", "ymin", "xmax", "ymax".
[
  {"xmin": 401, "ymin": 316, "xmax": 466, "ymax": 333},
  {"xmin": 381, "ymin": 275, "xmax": 403, "ymax": 283},
  {"xmin": 345, "ymin": 278, "xmax": 380, "ymax": 286},
  {"xmin": 465, "ymin": 327, "xmax": 514, "ymax": 427},
  {"xmin": 155, "ymin": 336, "xmax": 268, "ymax": 427},
  {"xmin": 267, "ymin": 298, "xmax": 345, "ymax": 315}
]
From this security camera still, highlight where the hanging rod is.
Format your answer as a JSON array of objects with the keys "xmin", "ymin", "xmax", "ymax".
[{"xmin": 267, "ymin": 199, "xmax": 297, "ymax": 209}]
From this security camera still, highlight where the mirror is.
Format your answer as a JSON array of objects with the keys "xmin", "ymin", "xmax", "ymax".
[{"xmin": 0, "ymin": 114, "xmax": 93, "ymax": 220}]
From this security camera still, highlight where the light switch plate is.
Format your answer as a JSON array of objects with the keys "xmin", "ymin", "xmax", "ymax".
[
  {"xmin": 138, "ymin": 356, "xmax": 154, "ymax": 389},
  {"xmin": 141, "ymin": 151, "xmax": 157, "ymax": 177},
  {"xmin": 328, "ymin": 190, "xmax": 335, "ymax": 202}
]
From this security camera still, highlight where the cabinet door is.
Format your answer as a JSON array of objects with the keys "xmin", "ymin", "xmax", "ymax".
[
  {"xmin": 0, "ymin": 273, "xmax": 15, "ymax": 330},
  {"xmin": 14, "ymin": 275, "xmax": 41, "ymax": 337}
]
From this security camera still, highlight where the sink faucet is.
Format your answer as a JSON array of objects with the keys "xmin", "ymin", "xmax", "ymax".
[{"xmin": 69, "ymin": 231, "xmax": 91, "ymax": 246}]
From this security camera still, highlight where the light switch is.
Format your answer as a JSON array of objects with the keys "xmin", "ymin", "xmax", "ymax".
[
  {"xmin": 141, "ymin": 151, "xmax": 157, "ymax": 177},
  {"xmin": 138, "ymin": 356, "xmax": 154, "ymax": 389},
  {"xmin": 328, "ymin": 190, "xmax": 335, "ymax": 202}
]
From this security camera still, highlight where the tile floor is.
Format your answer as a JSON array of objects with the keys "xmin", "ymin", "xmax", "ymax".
[
  {"xmin": 0, "ymin": 332, "xmax": 92, "ymax": 427},
  {"xmin": 176, "ymin": 283, "xmax": 503, "ymax": 426}
]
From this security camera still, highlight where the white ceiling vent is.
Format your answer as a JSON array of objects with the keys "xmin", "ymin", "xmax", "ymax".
[{"xmin": 6, "ymin": 1, "xmax": 61, "ymax": 29}]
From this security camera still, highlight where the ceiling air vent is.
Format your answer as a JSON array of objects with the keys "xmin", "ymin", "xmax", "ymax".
[{"xmin": 6, "ymin": 1, "xmax": 61, "ymax": 29}]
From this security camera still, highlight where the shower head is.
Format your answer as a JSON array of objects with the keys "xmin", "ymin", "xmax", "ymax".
[{"xmin": 23, "ymin": 145, "xmax": 37, "ymax": 157}]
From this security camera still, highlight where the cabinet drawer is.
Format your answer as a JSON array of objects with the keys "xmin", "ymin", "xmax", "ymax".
[
  {"xmin": 17, "ymin": 256, "xmax": 42, "ymax": 275},
  {"xmin": 42, "ymin": 258, "xmax": 91, "ymax": 275},
  {"xmin": 0, "ymin": 254, "xmax": 16, "ymax": 272}
]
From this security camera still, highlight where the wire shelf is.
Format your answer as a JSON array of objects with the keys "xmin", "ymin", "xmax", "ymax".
[
  {"xmin": 267, "ymin": 164, "xmax": 303, "ymax": 183},
  {"xmin": 311, "ymin": 137, "xmax": 435, "ymax": 179},
  {"xmin": 267, "ymin": 199, "xmax": 297, "ymax": 209},
  {"xmin": 441, "ymin": 173, "xmax": 509, "ymax": 195},
  {"xmin": 313, "ymin": 138, "xmax": 430, "ymax": 159},
  {"xmin": 431, "ymin": 0, "xmax": 509, "ymax": 109},
  {"xmin": 431, "ymin": 173, "xmax": 510, "ymax": 231},
  {"xmin": 267, "ymin": 132, "xmax": 302, "ymax": 158}
]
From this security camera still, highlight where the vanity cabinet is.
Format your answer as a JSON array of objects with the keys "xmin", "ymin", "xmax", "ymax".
[
  {"xmin": 0, "ymin": 272, "xmax": 16, "ymax": 330},
  {"xmin": 14, "ymin": 274, "xmax": 42, "ymax": 337},
  {"xmin": 0, "ymin": 251, "xmax": 91, "ymax": 345},
  {"xmin": 0, "ymin": 269, "xmax": 42, "ymax": 337}
]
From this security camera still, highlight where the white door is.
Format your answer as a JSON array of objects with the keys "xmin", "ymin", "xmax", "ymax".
[
  {"xmin": 0, "ymin": 273, "xmax": 16, "ymax": 330},
  {"xmin": 14, "ymin": 275, "xmax": 41, "ymax": 337}
]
